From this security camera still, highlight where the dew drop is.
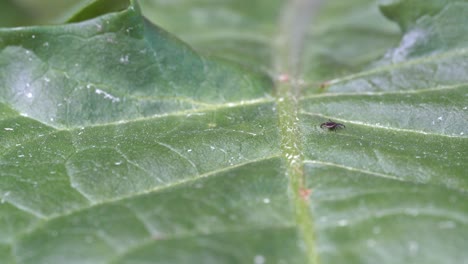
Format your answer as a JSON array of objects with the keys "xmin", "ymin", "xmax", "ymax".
[{"xmin": 263, "ymin": 198, "xmax": 270, "ymax": 204}]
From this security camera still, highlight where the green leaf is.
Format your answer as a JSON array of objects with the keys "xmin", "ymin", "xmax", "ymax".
[
  {"xmin": 0, "ymin": 0, "xmax": 467, "ymax": 263},
  {"xmin": 0, "ymin": 0, "xmax": 90, "ymax": 26}
]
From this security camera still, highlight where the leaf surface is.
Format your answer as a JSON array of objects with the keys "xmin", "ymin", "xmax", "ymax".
[{"xmin": 0, "ymin": 0, "xmax": 467, "ymax": 263}]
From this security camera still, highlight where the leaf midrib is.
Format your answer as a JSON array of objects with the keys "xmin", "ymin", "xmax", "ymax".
[{"xmin": 274, "ymin": 0, "xmax": 321, "ymax": 263}]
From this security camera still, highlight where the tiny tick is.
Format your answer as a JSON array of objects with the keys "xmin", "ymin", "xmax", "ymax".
[{"xmin": 320, "ymin": 119, "xmax": 345, "ymax": 131}]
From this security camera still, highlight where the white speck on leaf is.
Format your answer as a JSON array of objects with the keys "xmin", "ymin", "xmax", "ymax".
[
  {"xmin": 338, "ymin": 219, "xmax": 348, "ymax": 226},
  {"xmin": 408, "ymin": 241, "xmax": 419, "ymax": 255},
  {"xmin": 254, "ymin": 255, "xmax": 265, "ymax": 264},
  {"xmin": 95, "ymin": 89, "xmax": 120, "ymax": 103},
  {"xmin": 4, "ymin": 128, "xmax": 14, "ymax": 131},
  {"xmin": 120, "ymin": 54, "xmax": 130, "ymax": 64},
  {"xmin": 437, "ymin": 116, "xmax": 443, "ymax": 121},
  {"xmin": 263, "ymin": 198, "xmax": 270, "ymax": 204},
  {"xmin": 1, "ymin": 191, "xmax": 11, "ymax": 203},
  {"xmin": 26, "ymin": 93, "xmax": 33, "ymax": 98}
]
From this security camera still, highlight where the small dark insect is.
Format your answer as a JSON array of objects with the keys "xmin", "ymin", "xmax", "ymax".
[{"xmin": 320, "ymin": 119, "xmax": 345, "ymax": 131}]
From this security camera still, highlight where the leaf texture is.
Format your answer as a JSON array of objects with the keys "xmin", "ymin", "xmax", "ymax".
[{"xmin": 0, "ymin": 0, "xmax": 467, "ymax": 263}]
